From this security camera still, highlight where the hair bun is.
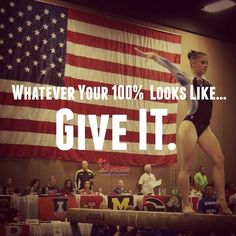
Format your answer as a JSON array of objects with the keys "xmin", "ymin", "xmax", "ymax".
[{"xmin": 187, "ymin": 50, "xmax": 197, "ymax": 60}]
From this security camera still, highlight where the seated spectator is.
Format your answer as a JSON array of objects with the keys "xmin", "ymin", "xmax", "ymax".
[
  {"xmin": 189, "ymin": 182, "xmax": 202, "ymax": 198},
  {"xmin": 114, "ymin": 180, "xmax": 129, "ymax": 195},
  {"xmin": 80, "ymin": 180, "xmax": 93, "ymax": 195},
  {"xmin": 228, "ymin": 183, "xmax": 236, "ymax": 214},
  {"xmin": 135, "ymin": 197, "xmax": 147, "ymax": 211},
  {"xmin": 115, "ymin": 206, "xmax": 136, "ymax": 236},
  {"xmin": 97, "ymin": 187, "xmax": 104, "ymax": 196},
  {"xmin": 42, "ymin": 176, "xmax": 59, "ymax": 195},
  {"xmin": 6, "ymin": 208, "xmax": 21, "ymax": 223},
  {"xmin": 24, "ymin": 178, "xmax": 41, "ymax": 195},
  {"xmin": 91, "ymin": 203, "xmax": 117, "ymax": 236},
  {"xmin": 61, "ymin": 179, "xmax": 73, "ymax": 195},
  {"xmin": 198, "ymin": 184, "xmax": 218, "ymax": 214},
  {"xmin": 2, "ymin": 177, "xmax": 20, "ymax": 195}
]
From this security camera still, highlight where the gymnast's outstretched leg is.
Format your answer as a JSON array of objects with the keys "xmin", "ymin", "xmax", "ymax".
[
  {"xmin": 178, "ymin": 120, "xmax": 198, "ymax": 214},
  {"xmin": 198, "ymin": 127, "xmax": 232, "ymax": 214}
]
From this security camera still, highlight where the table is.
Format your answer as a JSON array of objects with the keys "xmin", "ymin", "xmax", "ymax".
[
  {"xmin": 0, "ymin": 222, "xmax": 92, "ymax": 236},
  {"xmin": 3, "ymin": 194, "xmax": 199, "ymax": 220},
  {"xmin": 11, "ymin": 195, "xmax": 38, "ymax": 220}
]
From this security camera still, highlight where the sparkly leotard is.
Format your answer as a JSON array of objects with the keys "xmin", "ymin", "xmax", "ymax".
[{"xmin": 155, "ymin": 56, "xmax": 213, "ymax": 137}]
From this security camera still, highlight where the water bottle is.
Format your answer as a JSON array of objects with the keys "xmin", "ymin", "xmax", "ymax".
[
  {"xmin": 45, "ymin": 186, "xmax": 49, "ymax": 195},
  {"xmin": 162, "ymin": 188, "xmax": 166, "ymax": 196},
  {"xmin": 30, "ymin": 187, "xmax": 35, "ymax": 195},
  {"xmin": 77, "ymin": 179, "xmax": 81, "ymax": 190},
  {"xmin": 98, "ymin": 188, "xmax": 102, "ymax": 195},
  {"xmin": 73, "ymin": 186, "xmax": 78, "ymax": 194}
]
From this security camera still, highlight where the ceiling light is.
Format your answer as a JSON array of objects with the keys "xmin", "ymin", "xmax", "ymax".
[{"xmin": 202, "ymin": 0, "xmax": 236, "ymax": 13}]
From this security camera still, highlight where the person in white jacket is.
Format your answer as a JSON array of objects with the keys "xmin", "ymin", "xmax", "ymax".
[{"xmin": 138, "ymin": 164, "xmax": 157, "ymax": 195}]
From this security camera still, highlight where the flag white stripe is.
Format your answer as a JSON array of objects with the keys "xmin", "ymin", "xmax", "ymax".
[
  {"xmin": 66, "ymin": 41, "xmax": 181, "ymax": 74},
  {"xmin": 0, "ymin": 105, "xmax": 177, "ymax": 135},
  {"xmin": 68, "ymin": 19, "xmax": 182, "ymax": 54},
  {"xmin": 0, "ymin": 130, "xmax": 177, "ymax": 155},
  {"xmin": 65, "ymin": 65, "xmax": 179, "ymax": 91}
]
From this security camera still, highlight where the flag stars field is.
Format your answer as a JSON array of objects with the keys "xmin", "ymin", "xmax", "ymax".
[
  {"xmin": 0, "ymin": 0, "xmax": 66, "ymax": 88},
  {"xmin": 0, "ymin": 0, "xmax": 180, "ymax": 165}
]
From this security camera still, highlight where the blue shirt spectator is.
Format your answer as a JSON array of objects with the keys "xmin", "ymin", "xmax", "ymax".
[{"xmin": 198, "ymin": 184, "xmax": 218, "ymax": 214}]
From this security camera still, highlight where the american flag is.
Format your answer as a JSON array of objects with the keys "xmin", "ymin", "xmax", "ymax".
[{"xmin": 0, "ymin": 0, "xmax": 181, "ymax": 166}]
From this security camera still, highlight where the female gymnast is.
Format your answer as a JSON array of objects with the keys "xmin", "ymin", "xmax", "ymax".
[{"xmin": 134, "ymin": 47, "xmax": 232, "ymax": 214}]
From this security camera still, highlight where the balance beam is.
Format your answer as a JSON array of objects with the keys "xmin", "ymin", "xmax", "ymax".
[{"xmin": 67, "ymin": 208, "xmax": 236, "ymax": 233}]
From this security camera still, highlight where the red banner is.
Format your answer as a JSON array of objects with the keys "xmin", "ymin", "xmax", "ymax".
[
  {"xmin": 80, "ymin": 195, "xmax": 104, "ymax": 209},
  {"xmin": 38, "ymin": 196, "xmax": 78, "ymax": 221}
]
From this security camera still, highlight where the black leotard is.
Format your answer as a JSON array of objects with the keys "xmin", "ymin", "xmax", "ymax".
[
  {"xmin": 184, "ymin": 77, "xmax": 213, "ymax": 137},
  {"xmin": 154, "ymin": 56, "xmax": 213, "ymax": 137}
]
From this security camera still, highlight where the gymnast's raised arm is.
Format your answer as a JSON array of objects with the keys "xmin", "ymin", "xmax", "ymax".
[{"xmin": 134, "ymin": 47, "xmax": 190, "ymax": 86}]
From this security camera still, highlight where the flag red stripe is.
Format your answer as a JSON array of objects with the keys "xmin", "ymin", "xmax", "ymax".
[
  {"xmin": 0, "ymin": 144, "xmax": 177, "ymax": 166},
  {"xmin": 68, "ymin": 10, "xmax": 181, "ymax": 44},
  {"xmin": 0, "ymin": 5, "xmax": 180, "ymax": 166},
  {"xmin": 64, "ymin": 77, "xmax": 177, "ymax": 104},
  {"xmin": 66, "ymin": 54, "xmax": 177, "ymax": 84},
  {"xmin": 0, "ymin": 92, "xmax": 177, "ymax": 124},
  {"xmin": 67, "ymin": 31, "xmax": 181, "ymax": 63},
  {"xmin": 0, "ymin": 118, "xmax": 176, "ymax": 145}
]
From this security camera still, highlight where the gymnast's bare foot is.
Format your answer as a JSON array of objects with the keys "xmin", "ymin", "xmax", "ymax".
[
  {"xmin": 182, "ymin": 205, "xmax": 195, "ymax": 215},
  {"xmin": 216, "ymin": 200, "xmax": 232, "ymax": 215}
]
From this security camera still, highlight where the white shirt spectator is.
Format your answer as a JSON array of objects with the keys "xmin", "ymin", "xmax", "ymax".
[
  {"xmin": 190, "ymin": 188, "xmax": 202, "ymax": 198},
  {"xmin": 138, "ymin": 173, "xmax": 156, "ymax": 194}
]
